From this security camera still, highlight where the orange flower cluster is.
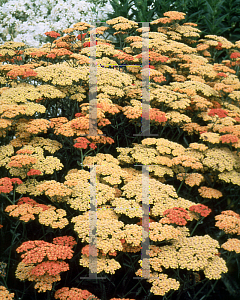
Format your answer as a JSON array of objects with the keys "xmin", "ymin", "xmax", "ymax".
[
  {"xmin": 161, "ymin": 207, "xmax": 191, "ymax": 226},
  {"xmin": 31, "ymin": 261, "xmax": 69, "ymax": 276},
  {"xmin": 73, "ymin": 137, "xmax": 97, "ymax": 150},
  {"xmin": 230, "ymin": 52, "xmax": 240, "ymax": 59},
  {"xmin": 220, "ymin": 134, "xmax": 239, "ymax": 144},
  {"xmin": 208, "ymin": 108, "xmax": 228, "ymax": 118},
  {"xmin": 149, "ymin": 108, "xmax": 167, "ymax": 124},
  {"xmin": 27, "ymin": 169, "xmax": 42, "ymax": 176},
  {"xmin": 26, "ymin": 119, "xmax": 51, "ymax": 135},
  {"xmin": 0, "ymin": 177, "xmax": 23, "ymax": 194},
  {"xmin": 17, "ymin": 197, "xmax": 49, "ymax": 211},
  {"xmin": 215, "ymin": 210, "xmax": 240, "ymax": 235},
  {"xmin": 5, "ymin": 203, "xmax": 44, "ymax": 222},
  {"xmin": 6, "ymin": 65, "xmax": 38, "ymax": 80},
  {"xmin": 221, "ymin": 238, "xmax": 240, "ymax": 253},
  {"xmin": 46, "ymin": 48, "xmax": 73, "ymax": 59},
  {"xmin": 198, "ymin": 186, "xmax": 223, "ymax": 199},
  {"xmin": 15, "ymin": 239, "xmax": 74, "ymax": 292},
  {"xmin": 189, "ymin": 204, "xmax": 212, "ymax": 217},
  {"xmin": 52, "ymin": 236, "xmax": 77, "ymax": 248},
  {"xmin": 54, "ymin": 287, "xmax": 99, "ymax": 300},
  {"xmin": 176, "ymin": 173, "xmax": 204, "ymax": 187},
  {"xmin": 7, "ymin": 154, "xmax": 38, "ymax": 168},
  {"xmin": 45, "ymin": 31, "xmax": 61, "ymax": 38}
]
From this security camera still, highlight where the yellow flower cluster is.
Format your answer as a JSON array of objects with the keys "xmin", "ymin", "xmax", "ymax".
[
  {"xmin": 150, "ymin": 245, "xmax": 178, "ymax": 270},
  {"xmin": 123, "ymin": 224, "xmax": 142, "ymax": 246},
  {"xmin": 218, "ymin": 170, "xmax": 240, "ymax": 186},
  {"xmin": 170, "ymin": 80, "xmax": 218, "ymax": 97},
  {"xmin": 150, "ymin": 86, "xmax": 191, "ymax": 110},
  {"xmin": 155, "ymin": 138, "xmax": 186, "ymax": 156},
  {"xmin": 203, "ymin": 256, "xmax": 228, "ymax": 280},
  {"xmin": 175, "ymin": 24, "xmax": 201, "ymax": 39},
  {"xmin": 38, "ymin": 206, "xmax": 69, "ymax": 229},
  {"xmin": 0, "ymin": 144, "xmax": 14, "ymax": 167},
  {"xmin": 165, "ymin": 111, "xmax": 192, "ymax": 126},
  {"xmin": 27, "ymin": 137, "xmax": 62, "ymax": 154},
  {"xmin": 79, "ymin": 255, "xmax": 121, "ymax": 275},
  {"xmin": 111, "ymin": 198, "xmax": 142, "ymax": 218},
  {"xmin": 72, "ymin": 209, "xmax": 125, "ymax": 254},
  {"xmin": 146, "ymin": 272, "xmax": 180, "ymax": 296},
  {"xmin": 202, "ymin": 147, "xmax": 240, "ymax": 172},
  {"xmin": 16, "ymin": 179, "xmax": 42, "ymax": 196},
  {"xmin": 149, "ymin": 222, "xmax": 182, "ymax": 242},
  {"xmin": 131, "ymin": 144, "xmax": 159, "ymax": 165},
  {"xmin": 189, "ymin": 143, "xmax": 208, "ymax": 152},
  {"xmin": 34, "ymin": 63, "xmax": 89, "ymax": 86},
  {"xmin": 175, "ymin": 235, "xmax": 220, "ymax": 271},
  {"xmin": 0, "ymin": 286, "xmax": 14, "ymax": 299},
  {"xmin": 200, "ymin": 132, "xmax": 220, "ymax": 144},
  {"xmin": 202, "ymin": 35, "xmax": 234, "ymax": 49}
]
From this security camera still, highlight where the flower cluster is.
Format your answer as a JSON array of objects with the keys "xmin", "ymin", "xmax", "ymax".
[
  {"xmin": 27, "ymin": 169, "xmax": 42, "ymax": 176},
  {"xmin": 45, "ymin": 31, "xmax": 61, "ymax": 39},
  {"xmin": 0, "ymin": 0, "xmax": 115, "ymax": 48},
  {"xmin": 38, "ymin": 206, "xmax": 69, "ymax": 229},
  {"xmin": 208, "ymin": 108, "xmax": 228, "ymax": 118},
  {"xmin": 0, "ymin": 177, "xmax": 14, "ymax": 194},
  {"xmin": 54, "ymin": 287, "xmax": 99, "ymax": 300},
  {"xmin": 15, "ymin": 239, "xmax": 74, "ymax": 292},
  {"xmin": 161, "ymin": 207, "xmax": 191, "ymax": 226},
  {"xmin": 221, "ymin": 238, "xmax": 240, "ymax": 253},
  {"xmin": 0, "ymin": 286, "xmax": 14, "ymax": 300},
  {"xmin": 215, "ymin": 210, "xmax": 240, "ymax": 235},
  {"xmin": 176, "ymin": 172, "xmax": 204, "ymax": 187},
  {"xmin": 37, "ymin": 180, "xmax": 72, "ymax": 201},
  {"xmin": 189, "ymin": 204, "xmax": 212, "ymax": 217},
  {"xmin": 198, "ymin": 186, "xmax": 223, "ymax": 199},
  {"xmin": 73, "ymin": 137, "xmax": 97, "ymax": 150},
  {"xmin": 5, "ymin": 203, "xmax": 44, "ymax": 222},
  {"xmin": 147, "ymin": 272, "xmax": 180, "ymax": 296}
]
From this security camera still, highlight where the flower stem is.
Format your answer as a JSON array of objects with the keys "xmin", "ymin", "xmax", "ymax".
[{"xmin": 190, "ymin": 216, "xmax": 204, "ymax": 237}]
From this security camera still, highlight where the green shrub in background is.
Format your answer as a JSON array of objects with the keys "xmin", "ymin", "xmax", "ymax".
[{"xmin": 104, "ymin": 0, "xmax": 240, "ymax": 43}]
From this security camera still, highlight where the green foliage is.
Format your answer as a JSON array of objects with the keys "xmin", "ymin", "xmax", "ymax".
[{"xmin": 104, "ymin": 0, "xmax": 240, "ymax": 42}]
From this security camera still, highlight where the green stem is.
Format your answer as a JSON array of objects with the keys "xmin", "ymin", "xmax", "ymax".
[
  {"xmin": 2, "ymin": 194, "xmax": 14, "ymax": 205},
  {"xmin": 190, "ymin": 216, "xmax": 204, "ymax": 237}
]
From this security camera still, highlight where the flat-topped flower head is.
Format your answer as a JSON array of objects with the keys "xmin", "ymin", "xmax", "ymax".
[
  {"xmin": 161, "ymin": 207, "xmax": 191, "ymax": 226},
  {"xmin": 189, "ymin": 204, "xmax": 211, "ymax": 217},
  {"xmin": 221, "ymin": 238, "xmax": 240, "ymax": 253},
  {"xmin": 215, "ymin": 210, "xmax": 240, "ymax": 235}
]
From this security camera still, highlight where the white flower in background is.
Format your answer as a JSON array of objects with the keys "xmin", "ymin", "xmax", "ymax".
[{"xmin": 0, "ymin": 0, "xmax": 115, "ymax": 48}]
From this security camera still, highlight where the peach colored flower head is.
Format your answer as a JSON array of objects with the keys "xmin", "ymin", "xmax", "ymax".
[
  {"xmin": 198, "ymin": 186, "xmax": 222, "ymax": 199},
  {"xmin": 215, "ymin": 210, "xmax": 240, "ymax": 235}
]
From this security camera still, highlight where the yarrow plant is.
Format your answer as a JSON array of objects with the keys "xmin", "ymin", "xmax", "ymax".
[
  {"xmin": 0, "ymin": 7, "xmax": 240, "ymax": 300},
  {"xmin": 0, "ymin": 0, "xmax": 115, "ymax": 48}
]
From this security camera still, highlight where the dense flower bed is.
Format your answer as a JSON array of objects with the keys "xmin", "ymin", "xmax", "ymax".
[{"xmin": 0, "ymin": 9, "xmax": 240, "ymax": 300}]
